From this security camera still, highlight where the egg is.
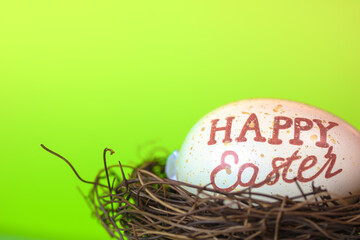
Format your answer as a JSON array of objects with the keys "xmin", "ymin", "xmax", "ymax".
[{"xmin": 166, "ymin": 99, "xmax": 360, "ymax": 200}]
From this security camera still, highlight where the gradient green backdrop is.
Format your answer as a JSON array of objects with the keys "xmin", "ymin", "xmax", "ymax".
[{"xmin": 1, "ymin": 1, "xmax": 359, "ymax": 239}]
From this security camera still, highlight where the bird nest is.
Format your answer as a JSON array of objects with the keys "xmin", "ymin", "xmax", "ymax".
[{"xmin": 41, "ymin": 145, "xmax": 360, "ymax": 240}]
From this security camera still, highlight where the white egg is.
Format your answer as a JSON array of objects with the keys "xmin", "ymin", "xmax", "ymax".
[{"xmin": 168, "ymin": 99, "xmax": 360, "ymax": 200}]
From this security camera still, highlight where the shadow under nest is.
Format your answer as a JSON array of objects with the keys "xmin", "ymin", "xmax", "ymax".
[{"xmin": 41, "ymin": 145, "xmax": 360, "ymax": 240}]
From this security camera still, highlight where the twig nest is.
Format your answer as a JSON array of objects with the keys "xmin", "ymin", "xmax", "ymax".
[
  {"xmin": 39, "ymin": 144, "xmax": 360, "ymax": 239},
  {"xmin": 92, "ymin": 160, "xmax": 360, "ymax": 240}
]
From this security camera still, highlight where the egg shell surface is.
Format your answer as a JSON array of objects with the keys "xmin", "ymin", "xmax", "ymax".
[{"xmin": 176, "ymin": 99, "xmax": 360, "ymax": 199}]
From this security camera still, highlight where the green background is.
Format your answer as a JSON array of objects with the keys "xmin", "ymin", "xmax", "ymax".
[{"xmin": 1, "ymin": 1, "xmax": 359, "ymax": 239}]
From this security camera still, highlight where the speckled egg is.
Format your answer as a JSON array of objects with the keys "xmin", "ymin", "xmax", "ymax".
[{"xmin": 168, "ymin": 99, "xmax": 360, "ymax": 199}]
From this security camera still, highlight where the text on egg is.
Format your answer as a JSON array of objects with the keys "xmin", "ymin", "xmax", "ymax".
[{"xmin": 207, "ymin": 113, "xmax": 338, "ymax": 148}]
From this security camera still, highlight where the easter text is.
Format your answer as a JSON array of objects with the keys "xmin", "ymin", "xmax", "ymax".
[{"xmin": 210, "ymin": 147, "xmax": 343, "ymax": 192}]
